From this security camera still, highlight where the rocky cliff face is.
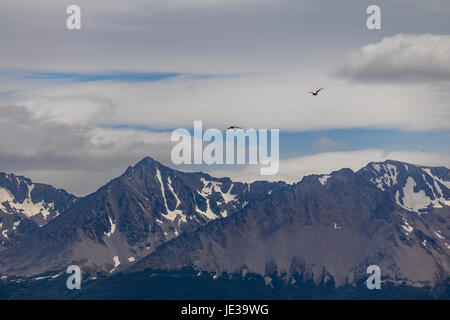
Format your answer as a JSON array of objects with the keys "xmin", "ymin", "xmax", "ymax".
[
  {"xmin": 0, "ymin": 157, "xmax": 285, "ymax": 276},
  {"xmin": 0, "ymin": 173, "xmax": 77, "ymax": 251},
  {"xmin": 129, "ymin": 161, "xmax": 450, "ymax": 287},
  {"xmin": 358, "ymin": 160, "xmax": 450, "ymax": 213},
  {"xmin": 0, "ymin": 158, "xmax": 448, "ymax": 289}
]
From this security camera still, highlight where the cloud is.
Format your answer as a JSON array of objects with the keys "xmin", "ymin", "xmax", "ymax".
[
  {"xmin": 0, "ymin": 105, "xmax": 174, "ymax": 195},
  {"xmin": 7, "ymin": 72, "xmax": 450, "ymax": 132},
  {"xmin": 0, "ymin": 0, "xmax": 319, "ymax": 74},
  {"xmin": 312, "ymin": 137, "xmax": 343, "ymax": 150},
  {"xmin": 1, "ymin": 1, "xmax": 449, "ymax": 196},
  {"xmin": 207, "ymin": 149, "xmax": 450, "ymax": 184},
  {"xmin": 337, "ymin": 34, "xmax": 450, "ymax": 83},
  {"xmin": 3, "ymin": 0, "xmax": 448, "ymax": 74},
  {"xmin": 2, "ymin": 103, "xmax": 449, "ymax": 195}
]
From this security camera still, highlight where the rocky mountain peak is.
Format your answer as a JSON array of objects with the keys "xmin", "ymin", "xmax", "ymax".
[
  {"xmin": 0, "ymin": 172, "xmax": 77, "ymax": 250},
  {"xmin": 0, "ymin": 157, "xmax": 285, "ymax": 276},
  {"xmin": 358, "ymin": 160, "xmax": 450, "ymax": 213}
]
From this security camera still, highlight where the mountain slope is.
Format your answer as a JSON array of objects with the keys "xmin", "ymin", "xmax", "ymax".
[
  {"xmin": 0, "ymin": 173, "xmax": 77, "ymax": 251},
  {"xmin": 359, "ymin": 160, "xmax": 450, "ymax": 213},
  {"xmin": 129, "ymin": 161, "xmax": 450, "ymax": 287},
  {"xmin": 0, "ymin": 157, "xmax": 285, "ymax": 277}
]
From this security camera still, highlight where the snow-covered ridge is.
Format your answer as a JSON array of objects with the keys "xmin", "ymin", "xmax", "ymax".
[
  {"xmin": 196, "ymin": 178, "xmax": 238, "ymax": 219},
  {"xmin": 365, "ymin": 162, "xmax": 450, "ymax": 213},
  {"xmin": 318, "ymin": 175, "xmax": 331, "ymax": 185},
  {"xmin": 0, "ymin": 184, "xmax": 55, "ymax": 220},
  {"xmin": 156, "ymin": 169, "xmax": 186, "ymax": 224},
  {"xmin": 0, "ymin": 173, "xmax": 76, "ymax": 248},
  {"xmin": 154, "ymin": 172, "xmax": 240, "ymax": 223},
  {"xmin": 110, "ymin": 256, "xmax": 120, "ymax": 273},
  {"xmin": 199, "ymin": 178, "xmax": 237, "ymax": 204},
  {"xmin": 423, "ymin": 168, "xmax": 450, "ymax": 189},
  {"xmin": 104, "ymin": 215, "xmax": 116, "ymax": 237},
  {"xmin": 369, "ymin": 163, "xmax": 398, "ymax": 191}
]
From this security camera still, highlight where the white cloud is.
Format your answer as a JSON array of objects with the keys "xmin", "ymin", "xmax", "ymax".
[
  {"xmin": 338, "ymin": 34, "xmax": 450, "ymax": 83},
  {"xmin": 312, "ymin": 137, "xmax": 343, "ymax": 150},
  {"xmin": 1, "ymin": 1, "xmax": 449, "ymax": 195},
  {"xmin": 207, "ymin": 149, "xmax": 450, "ymax": 184},
  {"xmin": 8, "ymin": 72, "xmax": 450, "ymax": 131},
  {"xmin": 2, "ymin": 102, "xmax": 449, "ymax": 194},
  {"xmin": 0, "ymin": 105, "xmax": 174, "ymax": 195}
]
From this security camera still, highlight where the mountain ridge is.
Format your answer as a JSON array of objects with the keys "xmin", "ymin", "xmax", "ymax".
[
  {"xmin": 0, "ymin": 157, "xmax": 448, "ymax": 290},
  {"xmin": 0, "ymin": 156, "xmax": 286, "ymax": 276},
  {"xmin": 127, "ymin": 159, "xmax": 450, "ymax": 287},
  {"xmin": 0, "ymin": 172, "xmax": 77, "ymax": 251}
]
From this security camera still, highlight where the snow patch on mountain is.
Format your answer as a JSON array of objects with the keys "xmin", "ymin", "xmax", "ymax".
[
  {"xmin": 195, "ymin": 196, "xmax": 217, "ymax": 220},
  {"xmin": 0, "ymin": 186, "xmax": 54, "ymax": 219},
  {"xmin": 369, "ymin": 163, "xmax": 398, "ymax": 191},
  {"xmin": 200, "ymin": 178, "xmax": 237, "ymax": 204},
  {"xmin": 195, "ymin": 178, "xmax": 238, "ymax": 220},
  {"xmin": 110, "ymin": 256, "xmax": 120, "ymax": 273},
  {"xmin": 333, "ymin": 222, "xmax": 342, "ymax": 230},
  {"xmin": 12, "ymin": 221, "xmax": 20, "ymax": 231},
  {"xmin": 318, "ymin": 175, "xmax": 331, "ymax": 185},
  {"xmin": 394, "ymin": 174, "xmax": 450, "ymax": 213},
  {"xmin": 365, "ymin": 161, "xmax": 450, "ymax": 213},
  {"xmin": 221, "ymin": 184, "xmax": 237, "ymax": 204},
  {"xmin": 423, "ymin": 168, "xmax": 450, "ymax": 189},
  {"xmin": 167, "ymin": 177, "xmax": 181, "ymax": 209},
  {"xmin": 399, "ymin": 177, "xmax": 434, "ymax": 213},
  {"xmin": 434, "ymin": 231, "xmax": 444, "ymax": 240},
  {"xmin": 156, "ymin": 169, "xmax": 186, "ymax": 224},
  {"xmin": 401, "ymin": 217, "xmax": 413, "ymax": 234},
  {"xmin": 104, "ymin": 215, "xmax": 115, "ymax": 238}
]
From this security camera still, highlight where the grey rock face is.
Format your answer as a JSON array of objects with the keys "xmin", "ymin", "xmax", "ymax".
[
  {"xmin": 1, "ymin": 158, "xmax": 448, "ymax": 288},
  {"xmin": 0, "ymin": 172, "xmax": 77, "ymax": 251},
  {"xmin": 0, "ymin": 157, "xmax": 285, "ymax": 276},
  {"xmin": 359, "ymin": 160, "xmax": 450, "ymax": 213},
  {"xmin": 129, "ymin": 161, "xmax": 450, "ymax": 287}
]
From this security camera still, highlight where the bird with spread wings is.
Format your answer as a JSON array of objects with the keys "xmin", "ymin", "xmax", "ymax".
[
  {"xmin": 308, "ymin": 88, "xmax": 324, "ymax": 96},
  {"xmin": 226, "ymin": 126, "xmax": 243, "ymax": 131}
]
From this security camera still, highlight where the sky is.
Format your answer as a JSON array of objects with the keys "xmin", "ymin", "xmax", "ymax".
[{"xmin": 0, "ymin": 0, "xmax": 449, "ymax": 196}]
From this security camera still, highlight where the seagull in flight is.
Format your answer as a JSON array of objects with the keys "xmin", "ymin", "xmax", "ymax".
[
  {"xmin": 309, "ymin": 88, "xmax": 324, "ymax": 96},
  {"xmin": 226, "ymin": 126, "xmax": 243, "ymax": 131}
]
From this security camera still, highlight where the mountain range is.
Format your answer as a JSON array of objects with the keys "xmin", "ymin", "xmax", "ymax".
[
  {"xmin": 0, "ymin": 157, "xmax": 285, "ymax": 277},
  {"xmin": 0, "ymin": 157, "xmax": 449, "ymax": 298},
  {"xmin": 0, "ymin": 173, "xmax": 77, "ymax": 251}
]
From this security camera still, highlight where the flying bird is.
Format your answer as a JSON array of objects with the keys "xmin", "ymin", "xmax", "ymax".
[
  {"xmin": 226, "ymin": 126, "xmax": 243, "ymax": 131},
  {"xmin": 309, "ymin": 88, "xmax": 324, "ymax": 96}
]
